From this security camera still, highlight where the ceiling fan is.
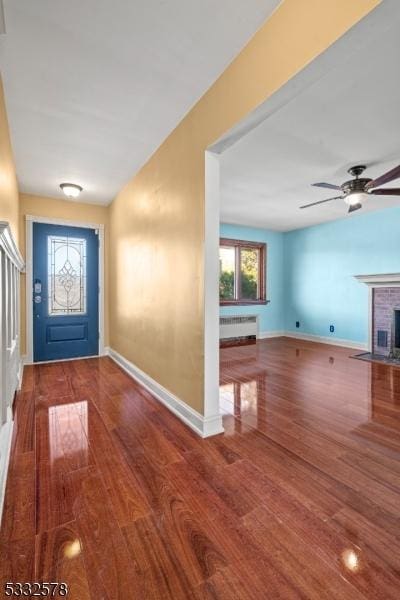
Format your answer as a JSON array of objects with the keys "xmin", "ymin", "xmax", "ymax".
[{"xmin": 300, "ymin": 164, "xmax": 400, "ymax": 213}]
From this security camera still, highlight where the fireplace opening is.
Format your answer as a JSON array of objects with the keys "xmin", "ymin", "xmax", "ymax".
[{"xmin": 392, "ymin": 309, "xmax": 400, "ymax": 358}]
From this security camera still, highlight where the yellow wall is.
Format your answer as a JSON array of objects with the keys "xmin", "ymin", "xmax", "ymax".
[
  {"xmin": 19, "ymin": 193, "xmax": 109, "ymax": 355},
  {"xmin": 0, "ymin": 76, "xmax": 19, "ymax": 244},
  {"xmin": 109, "ymin": 0, "xmax": 380, "ymax": 413}
]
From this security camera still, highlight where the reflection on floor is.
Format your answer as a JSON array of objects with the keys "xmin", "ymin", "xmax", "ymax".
[{"xmin": 1, "ymin": 339, "xmax": 400, "ymax": 598}]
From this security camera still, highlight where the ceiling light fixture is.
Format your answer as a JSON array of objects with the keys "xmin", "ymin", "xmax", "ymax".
[
  {"xmin": 60, "ymin": 183, "xmax": 83, "ymax": 198},
  {"xmin": 344, "ymin": 191, "xmax": 369, "ymax": 206}
]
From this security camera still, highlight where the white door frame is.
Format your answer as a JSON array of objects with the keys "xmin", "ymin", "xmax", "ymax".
[
  {"xmin": 203, "ymin": 151, "xmax": 223, "ymax": 435},
  {"xmin": 25, "ymin": 215, "xmax": 105, "ymax": 364}
]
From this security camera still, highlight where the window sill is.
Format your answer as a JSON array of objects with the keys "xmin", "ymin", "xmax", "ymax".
[{"xmin": 220, "ymin": 300, "xmax": 270, "ymax": 306}]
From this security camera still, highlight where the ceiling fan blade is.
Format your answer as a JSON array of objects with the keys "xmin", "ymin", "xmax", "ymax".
[
  {"xmin": 348, "ymin": 203, "xmax": 362, "ymax": 213},
  {"xmin": 300, "ymin": 195, "xmax": 344, "ymax": 209},
  {"xmin": 366, "ymin": 164, "xmax": 400, "ymax": 190},
  {"xmin": 369, "ymin": 188, "xmax": 400, "ymax": 196},
  {"xmin": 311, "ymin": 182, "xmax": 341, "ymax": 190}
]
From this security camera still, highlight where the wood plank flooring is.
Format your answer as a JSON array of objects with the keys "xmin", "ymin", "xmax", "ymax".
[{"xmin": 1, "ymin": 337, "xmax": 400, "ymax": 598}]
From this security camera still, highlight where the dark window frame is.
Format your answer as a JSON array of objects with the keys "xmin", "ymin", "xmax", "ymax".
[{"xmin": 219, "ymin": 237, "xmax": 267, "ymax": 306}]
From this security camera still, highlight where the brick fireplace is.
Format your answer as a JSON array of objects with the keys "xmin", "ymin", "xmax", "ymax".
[
  {"xmin": 355, "ymin": 273, "xmax": 400, "ymax": 357},
  {"xmin": 373, "ymin": 287, "xmax": 400, "ymax": 357}
]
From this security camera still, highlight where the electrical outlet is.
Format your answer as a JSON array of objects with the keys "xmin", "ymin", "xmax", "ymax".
[
  {"xmin": 329, "ymin": 325, "xmax": 334, "ymax": 333},
  {"xmin": 296, "ymin": 321, "xmax": 300, "ymax": 328}
]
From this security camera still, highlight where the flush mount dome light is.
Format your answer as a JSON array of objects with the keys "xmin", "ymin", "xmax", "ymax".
[{"xmin": 60, "ymin": 183, "xmax": 83, "ymax": 198}]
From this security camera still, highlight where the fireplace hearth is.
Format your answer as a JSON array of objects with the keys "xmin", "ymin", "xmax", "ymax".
[{"xmin": 352, "ymin": 351, "xmax": 400, "ymax": 367}]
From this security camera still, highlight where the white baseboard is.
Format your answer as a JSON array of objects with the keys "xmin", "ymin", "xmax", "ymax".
[
  {"xmin": 108, "ymin": 348, "xmax": 224, "ymax": 438},
  {"xmin": 0, "ymin": 409, "xmax": 14, "ymax": 525},
  {"xmin": 282, "ymin": 331, "xmax": 368, "ymax": 351},
  {"xmin": 258, "ymin": 330, "xmax": 285, "ymax": 339}
]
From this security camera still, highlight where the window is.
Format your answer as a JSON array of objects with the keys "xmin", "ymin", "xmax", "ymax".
[{"xmin": 219, "ymin": 238, "xmax": 266, "ymax": 305}]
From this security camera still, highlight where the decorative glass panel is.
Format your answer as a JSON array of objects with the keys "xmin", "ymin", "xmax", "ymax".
[
  {"xmin": 48, "ymin": 235, "xmax": 86, "ymax": 315},
  {"xmin": 219, "ymin": 246, "xmax": 235, "ymax": 300}
]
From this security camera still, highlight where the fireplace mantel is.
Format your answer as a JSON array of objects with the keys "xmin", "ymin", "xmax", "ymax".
[{"xmin": 354, "ymin": 273, "xmax": 400, "ymax": 287}]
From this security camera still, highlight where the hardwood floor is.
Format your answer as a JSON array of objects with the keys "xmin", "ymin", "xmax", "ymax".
[{"xmin": 1, "ymin": 337, "xmax": 400, "ymax": 598}]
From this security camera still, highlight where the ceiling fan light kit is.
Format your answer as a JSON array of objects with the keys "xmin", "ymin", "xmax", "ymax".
[
  {"xmin": 344, "ymin": 192, "xmax": 368, "ymax": 206},
  {"xmin": 301, "ymin": 164, "xmax": 400, "ymax": 213}
]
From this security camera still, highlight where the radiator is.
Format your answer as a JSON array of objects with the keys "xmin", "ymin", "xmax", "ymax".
[{"xmin": 219, "ymin": 315, "xmax": 258, "ymax": 340}]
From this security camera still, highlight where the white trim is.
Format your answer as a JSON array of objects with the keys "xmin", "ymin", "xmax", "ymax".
[
  {"xmin": 0, "ymin": 409, "xmax": 14, "ymax": 524},
  {"xmin": 354, "ymin": 273, "xmax": 400, "ymax": 286},
  {"xmin": 108, "ymin": 347, "xmax": 224, "ymax": 438},
  {"xmin": 282, "ymin": 331, "xmax": 367, "ymax": 351},
  {"xmin": 0, "ymin": 223, "xmax": 22, "ymax": 524},
  {"xmin": 25, "ymin": 215, "xmax": 105, "ymax": 363},
  {"xmin": 204, "ymin": 152, "xmax": 223, "ymax": 432},
  {"xmin": 0, "ymin": 222, "xmax": 24, "ymax": 271},
  {"xmin": 258, "ymin": 330, "xmax": 285, "ymax": 339},
  {"xmin": 25, "ymin": 219, "xmax": 32, "ymax": 362},
  {"xmin": 97, "ymin": 226, "xmax": 105, "ymax": 356},
  {"xmin": 25, "ymin": 214, "xmax": 104, "ymax": 230},
  {"xmin": 368, "ymin": 287, "xmax": 373, "ymax": 353}
]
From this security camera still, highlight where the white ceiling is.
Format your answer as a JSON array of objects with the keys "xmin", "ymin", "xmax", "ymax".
[
  {"xmin": 0, "ymin": 0, "xmax": 281, "ymax": 205},
  {"xmin": 220, "ymin": 6, "xmax": 400, "ymax": 232}
]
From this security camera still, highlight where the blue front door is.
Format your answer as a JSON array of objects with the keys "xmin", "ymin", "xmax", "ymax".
[{"xmin": 33, "ymin": 223, "xmax": 99, "ymax": 362}]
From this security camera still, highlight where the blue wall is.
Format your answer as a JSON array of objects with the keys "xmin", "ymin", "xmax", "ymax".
[
  {"xmin": 284, "ymin": 206, "xmax": 400, "ymax": 344},
  {"xmin": 221, "ymin": 206, "xmax": 400, "ymax": 344},
  {"xmin": 220, "ymin": 223, "xmax": 285, "ymax": 333}
]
